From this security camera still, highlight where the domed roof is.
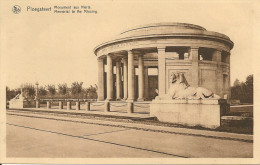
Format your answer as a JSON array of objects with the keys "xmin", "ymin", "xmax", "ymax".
[
  {"xmin": 117, "ymin": 22, "xmax": 230, "ymax": 41},
  {"xmin": 119, "ymin": 22, "xmax": 206, "ymax": 37},
  {"xmin": 94, "ymin": 22, "xmax": 233, "ymax": 54}
]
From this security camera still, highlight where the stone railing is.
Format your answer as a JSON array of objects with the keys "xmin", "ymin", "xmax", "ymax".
[
  {"xmin": 36, "ymin": 99, "xmax": 97, "ymax": 111},
  {"xmin": 35, "ymin": 99, "xmax": 150, "ymax": 114}
]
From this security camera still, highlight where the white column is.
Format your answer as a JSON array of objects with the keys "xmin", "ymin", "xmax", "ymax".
[
  {"xmin": 138, "ymin": 55, "xmax": 144, "ymax": 101},
  {"xmin": 157, "ymin": 47, "xmax": 166, "ymax": 96},
  {"xmin": 127, "ymin": 50, "xmax": 135, "ymax": 100},
  {"xmin": 116, "ymin": 59, "xmax": 122, "ymax": 100},
  {"xmin": 227, "ymin": 54, "xmax": 231, "ymax": 98},
  {"xmin": 59, "ymin": 101, "xmax": 63, "ymax": 109},
  {"xmin": 213, "ymin": 49, "xmax": 223, "ymax": 97},
  {"xmin": 190, "ymin": 47, "xmax": 199, "ymax": 87},
  {"xmin": 97, "ymin": 58, "xmax": 105, "ymax": 101},
  {"xmin": 106, "ymin": 55, "xmax": 113, "ymax": 100},
  {"xmin": 144, "ymin": 66, "xmax": 149, "ymax": 100},
  {"xmin": 67, "ymin": 101, "xmax": 71, "ymax": 110},
  {"xmin": 47, "ymin": 101, "xmax": 51, "ymax": 109},
  {"xmin": 122, "ymin": 57, "xmax": 128, "ymax": 100}
]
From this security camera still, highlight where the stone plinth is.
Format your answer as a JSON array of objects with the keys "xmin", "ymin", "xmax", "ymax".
[
  {"xmin": 9, "ymin": 99, "xmax": 35, "ymax": 108},
  {"xmin": 150, "ymin": 99, "xmax": 225, "ymax": 128},
  {"xmin": 9, "ymin": 100, "xmax": 25, "ymax": 109}
]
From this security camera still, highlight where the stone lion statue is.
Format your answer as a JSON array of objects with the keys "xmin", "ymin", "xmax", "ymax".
[{"xmin": 156, "ymin": 72, "xmax": 220, "ymax": 100}]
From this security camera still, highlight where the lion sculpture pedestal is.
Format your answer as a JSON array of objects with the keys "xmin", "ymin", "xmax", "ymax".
[
  {"xmin": 150, "ymin": 72, "xmax": 228, "ymax": 129},
  {"xmin": 150, "ymin": 99, "xmax": 228, "ymax": 129}
]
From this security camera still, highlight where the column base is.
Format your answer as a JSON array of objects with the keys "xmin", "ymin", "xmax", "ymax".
[
  {"xmin": 106, "ymin": 98, "xmax": 113, "ymax": 101},
  {"xmin": 127, "ymin": 99, "xmax": 135, "ymax": 102},
  {"xmin": 137, "ymin": 98, "xmax": 144, "ymax": 101},
  {"xmin": 97, "ymin": 98, "xmax": 105, "ymax": 101},
  {"xmin": 116, "ymin": 98, "xmax": 122, "ymax": 101}
]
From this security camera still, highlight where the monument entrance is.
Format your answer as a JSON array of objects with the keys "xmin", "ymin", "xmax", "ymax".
[{"xmin": 148, "ymin": 76, "xmax": 158, "ymax": 100}]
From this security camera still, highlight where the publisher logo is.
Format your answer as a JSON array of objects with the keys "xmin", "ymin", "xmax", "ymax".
[{"xmin": 12, "ymin": 5, "xmax": 21, "ymax": 14}]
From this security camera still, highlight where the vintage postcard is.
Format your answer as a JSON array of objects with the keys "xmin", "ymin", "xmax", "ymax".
[{"xmin": 0, "ymin": 0, "xmax": 259, "ymax": 164}]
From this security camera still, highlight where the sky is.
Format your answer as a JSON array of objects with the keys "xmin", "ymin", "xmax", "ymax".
[{"xmin": 1, "ymin": 0, "xmax": 260, "ymax": 89}]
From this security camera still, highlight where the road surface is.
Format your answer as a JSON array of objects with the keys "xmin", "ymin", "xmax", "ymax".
[{"xmin": 6, "ymin": 111, "xmax": 253, "ymax": 158}]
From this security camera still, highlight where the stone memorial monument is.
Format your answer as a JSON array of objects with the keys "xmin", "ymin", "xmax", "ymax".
[
  {"xmin": 94, "ymin": 22, "xmax": 233, "ymax": 102},
  {"xmin": 9, "ymin": 89, "xmax": 26, "ymax": 109},
  {"xmin": 94, "ymin": 22, "xmax": 232, "ymax": 127}
]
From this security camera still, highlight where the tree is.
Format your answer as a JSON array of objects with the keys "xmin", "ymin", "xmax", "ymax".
[
  {"xmin": 38, "ymin": 86, "xmax": 47, "ymax": 97},
  {"xmin": 58, "ymin": 83, "xmax": 68, "ymax": 98},
  {"xmin": 6, "ymin": 86, "xmax": 20, "ymax": 101},
  {"xmin": 71, "ymin": 82, "xmax": 83, "ymax": 98},
  {"xmin": 233, "ymin": 79, "xmax": 240, "ymax": 87},
  {"xmin": 231, "ymin": 75, "xmax": 253, "ymax": 103},
  {"xmin": 86, "ymin": 84, "xmax": 98, "ymax": 99},
  {"xmin": 21, "ymin": 83, "xmax": 35, "ymax": 99},
  {"xmin": 47, "ymin": 84, "xmax": 56, "ymax": 98},
  {"xmin": 245, "ymin": 74, "xmax": 253, "ymax": 103}
]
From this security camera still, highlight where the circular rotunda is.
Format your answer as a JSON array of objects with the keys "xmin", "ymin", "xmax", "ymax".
[{"xmin": 94, "ymin": 22, "xmax": 234, "ymax": 101}]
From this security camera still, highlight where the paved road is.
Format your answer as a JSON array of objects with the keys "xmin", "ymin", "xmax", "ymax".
[{"xmin": 6, "ymin": 112, "xmax": 253, "ymax": 158}]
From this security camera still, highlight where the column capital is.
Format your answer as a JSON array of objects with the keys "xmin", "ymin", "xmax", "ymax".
[
  {"xmin": 157, "ymin": 46, "xmax": 166, "ymax": 52},
  {"xmin": 214, "ymin": 48, "xmax": 222, "ymax": 52},
  {"xmin": 97, "ymin": 57, "xmax": 104, "ymax": 62},
  {"xmin": 126, "ymin": 49, "xmax": 134, "ymax": 54},
  {"xmin": 107, "ymin": 53, "xmax": 112, "ymax": 57},
  {"xmin": 190, "ymin": 46, "xmax": 199, "ymax": 50}
]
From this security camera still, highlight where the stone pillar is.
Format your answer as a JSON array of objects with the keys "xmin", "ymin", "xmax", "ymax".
[
  {"xmin": 138, "ymin": 55, "xmax": 144, "ymax": 101},
  {"xmin": 190, "ymin": 47, "xmax": 199, "ymax": 87},
  {"xmin": 105, "ymin": 100, "xmax": 110, "ymax": 112},
  {"xmin": 106, "ymin": 55, "xmax": 113, "ymax": 100},
  {"xmin": 213, "ymin": 49, "xmax": 223, "ymax": 97},
  {"xmin": 144, "ymin": 66, "xmax": 149, "ymax": 100},
  {"xmin": 75, "ymin": 101, "xmax": 80, "ymax": 110},
  {"xmin": 116, "ymin": 59, "xmax": 122, "ymax": 100},
  {"xmin": 227, "ymin": 54, "xmax": 231, "ymax": 98},
  {"xmin": 47, "ymin": 101, "xmax": 51, "ymax": 109},
  {"xmin": 59, "ymin": 101, "xmax": 63, "ymax": 109},
  {"xmin": 86, "ymin": 102, "xmax": 90, "ymax": 111},
  {"xmin": 67, "ymin": 101, "xmax": 71, "ymax": 110},
  {"xmin": 127, "ymin": 50, "xmax": 135, "ymax": 100},
  {"xmin": 226, "ymin": 54, "xmax": 230, "ymax": 64},
  {"xmin": 157, "ymin": 47, "xmax": 166, "ymax": 96},
  {"xmin": 122, "ymin": 57, "xmax": 128, "ymax": 100},
  {"xmin": 36, "ymin": 100, "xmax": 40, "ymax": 108},
  {"xmin": 127, "ymin": 101, "xmax": 134, "ymax": 113},
  {"xmin": 97, "ymin": 58, "xmax": 105, "ymax": 101}
]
